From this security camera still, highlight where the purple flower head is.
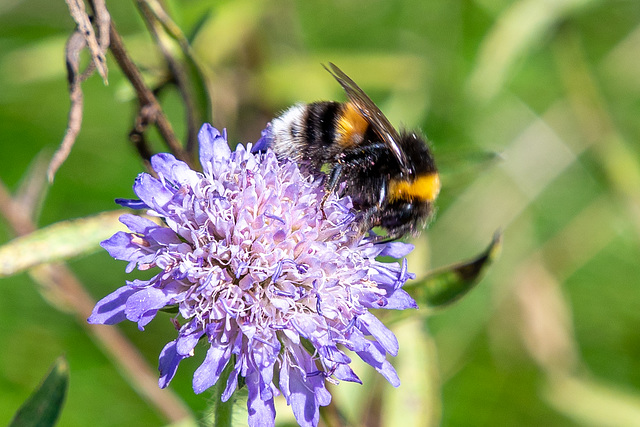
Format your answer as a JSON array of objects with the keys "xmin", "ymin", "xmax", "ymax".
[{"xmin": 90, "ymin": 123, "xmax": 417, "ymax": 427}]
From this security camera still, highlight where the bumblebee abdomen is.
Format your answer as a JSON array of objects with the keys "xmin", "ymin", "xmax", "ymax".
[
  {"xmin": 269, "ymin": 104, "xmax": 308, "ymax": 162},
  {"xmin": 388, "ymin": 173, "xmax": 441, "ymax": 203},
  {"xmin": 269, "ymin": 101, "xmax": 372, "ymax": 170},
  {"xmin": 335, "ymin": 102, "xmax": 368, "ymax": 149},
  {"xmin": 303, "ymin": 102, "xmax": 341, "ymax": 150}
]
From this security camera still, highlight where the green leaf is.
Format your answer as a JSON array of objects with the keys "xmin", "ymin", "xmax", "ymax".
[
  {"xmin": 409, "ymin": 231, "xmax": 502, "ymax": 310},
  {"xmin": 9, "ymin": 356, "xmax": 69, "ymax": 427},
  {"xmin": 0, "ymin": 211, "xmax": 127, "ymax": 277}
]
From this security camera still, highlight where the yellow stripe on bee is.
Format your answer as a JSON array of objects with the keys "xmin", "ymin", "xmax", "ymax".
[
  {"xmin": 336, "ymin": 102, "xmax": 369, "ymax": 148},
  {"xmin": 389, "ymin": 173, "xmax": 441, "ymax": 202}
]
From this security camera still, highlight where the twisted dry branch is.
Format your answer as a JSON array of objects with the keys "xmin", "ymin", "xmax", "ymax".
[{"xmin": 48, "ymin": 0, "xmax": 110, "ymax": 182}]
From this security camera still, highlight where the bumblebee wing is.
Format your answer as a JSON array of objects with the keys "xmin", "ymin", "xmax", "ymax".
[{"xmin": 324, "ymin": 62, "xmax": 412, "ymax": 174}]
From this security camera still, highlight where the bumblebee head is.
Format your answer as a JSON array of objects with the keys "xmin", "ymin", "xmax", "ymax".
[{"xmin": 379, "ymin": 198, "xmax": 435, "ymax": 239}]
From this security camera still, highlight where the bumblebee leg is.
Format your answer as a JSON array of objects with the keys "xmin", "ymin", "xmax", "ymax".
[
  {"xmin": 358, "ymin": 206, "xmax": 396, "ymax": 243},
  {"xmin": 321, "ymin": 163, "xmax": 344, "ymax": 209}
]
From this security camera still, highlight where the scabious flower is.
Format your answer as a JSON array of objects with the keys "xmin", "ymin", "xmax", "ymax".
[{"xmin": 89, "ymin": 123, "xmax": 417, "ymax": 427}]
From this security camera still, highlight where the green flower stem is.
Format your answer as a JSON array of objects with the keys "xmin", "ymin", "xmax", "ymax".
[{"xmin": 213, "ymin": 360, "xmax": 236, "ymax": 427}]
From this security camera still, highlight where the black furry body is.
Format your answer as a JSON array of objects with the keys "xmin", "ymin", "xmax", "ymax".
[{"xmin": 262, "ymin": 64, "xmax": 440, "ymax": 241}]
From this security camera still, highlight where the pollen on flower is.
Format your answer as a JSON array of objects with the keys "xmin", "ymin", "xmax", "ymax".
[{"xmin": 89, "ymin": 123, "xmax": 417, "ymax": 427}]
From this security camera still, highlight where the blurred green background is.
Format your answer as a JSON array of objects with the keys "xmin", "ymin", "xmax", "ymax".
[{"xmin": 1, "ymin": 0, "xmax": 640, "ymax": 426}]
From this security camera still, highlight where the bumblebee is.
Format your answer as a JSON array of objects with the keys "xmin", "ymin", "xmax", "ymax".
[{"xmin": 258, "ymin": 63, "xmax": 441, "ymax": 241}]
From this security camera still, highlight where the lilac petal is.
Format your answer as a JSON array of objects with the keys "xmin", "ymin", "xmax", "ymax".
[
  {"xmin": 88, "ymin": 286, "xmax": 136, "ymax": 325},
  {"xmin": 379, "ymin": 288, "xmax": 418, "ymax": 310},
  {"xmin": 290, "ymin": 314, "xmax": 321, "ymax": 340},
  {"xmin": 255, "ymin": 364, "xmax": 275, "ymax": 402},
  {"xmin": 193, "ymin": 345, "xmax": 231, "ymax": 394},
  {"xmin": 118, "ymin": 214, "xmax": 159, "ymax": 234},
  {"xmin": 198, "ymin": 124, "xmax": 230, "ymax": 171},
  {"xmin": 318, "ymin": 345, "xmax": 351, "ymax": 364},
  {"xmin": 150, "ymin": 153, "xmax": 183, "ymax": 179},
  {"xmin": 150, "ymin": 153, "xmax": 200, "ymax": 187},
  {"xmin": 115, "ymin": 198, "xmax": 148, "ymax": 209},
  {"xmin": 176, "ymin": 322, "xmax": 205, "ymax": 356},
  {"xmin": 358, "ymin": 291, "xmax": 388, "ymax": 309},
  {"xmin": 377, "ymin": 241, "xmax": 414, "ymax": 258},
  {"xmin": 132, "ymin": 173, "xmax": 175, "ymax": 212},
  {"xmin": 370, "ymin": 262, "xmax": 414, "ymax": 288},
  {"xmin": 391, "ymin": 258, "xmax": 414, "ymax": 291},
  {"xmin": 222, "ymin": 358, "xmax": 242, "ymax": 402},
  {"xmin": 279, "ymin": 346, "xmax": 330, "ymax": 426},
  {"xmin": 100, "ymin": 231, "xmax": 141, "ymax": 261},
  {"xmin": 287, "ymin": 367, "xmax": 325, "ymax": 427},
  {"xmin": 246, "ymin": 370, "xmax": 276, "ymax": 427},
  {"xmin": 148, "ymin": 227, "xmax": 182, "ymax": 245},
  {"xmin": 127, "ymin": 278, "xmax": 156, "ymax": 289},
  {"xmin": 341, "ymin": 327, "xmax": 369, "ymax": 353},
  {"xmin": 252, "ymin": 332, "xmax": 281, "ymax": 368},
  {"xmin": 379, "ymin": 360, "xmax": 400, "ymax": 387},
  {"xmin": 357, "ymin": 311, "xmax": 399, "ymax": 356},
  {"xmin": 222, "ymin": 334, "xmax": 246, "ymax": 401},
  {"xmin": 100, "ymin": 221, "xmax": 169, "ymax": 269},
  {"xmin": 158, "ymin": 341, "xmax": 186, "ymax": 388},
  {"xmin": 316, "ymin": 383, "xmax": 331, "ymax": 406},
  {"xmin": 251, "ymin": 124, "xmax": 272, "ymax": 153},
  {"xmin": 125, "ymin": 287, "xmax": 172, "ymax": 330},
  {"xmin": 357, "ymin": 340, "xmax": 400, "ymax": 387},
  {"xmin": 333, "ymin": 364, "xmax": 361, "ymax": 384},
  {"xmin": 279, "ymin": 360, "xmax": 290, "ymax": 398},
  {"xmin": 137, "ymin": 310, "xmax": 158, "ymax": 330}
]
